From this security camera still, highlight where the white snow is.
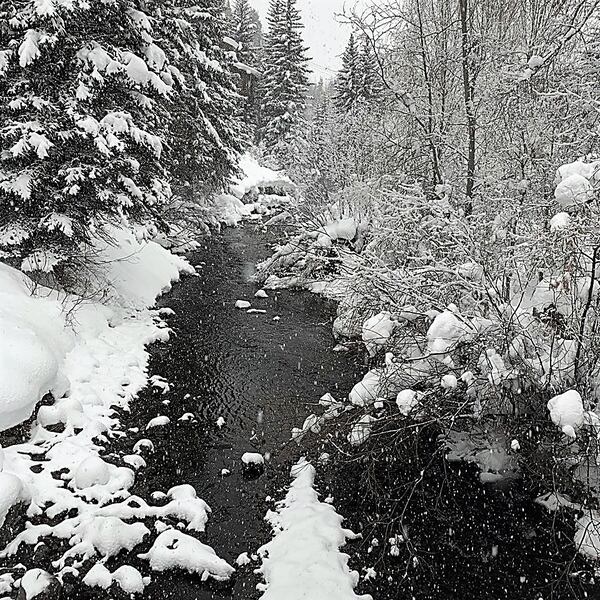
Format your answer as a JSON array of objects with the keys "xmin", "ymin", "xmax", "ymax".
[
  {"xmin": 0, "ymin": 225, "xmax": 201, "ymax": 581},
  {"xmin": 396, "ymin": 389, "xmax": 422, "ymax": 416},
  {"xmin": 241, "ymin": 452, "xmax": 264, "ymax": 466},
  {"xmin": 139, "ymin": 530, "xmax": 234, "ymax": 581},
  {"xmin": 236, "ymin": 551, "xmax": 251, "ymax": 566},
  {"xmin": 349, "ymin": 370, "xmax": 381, "ymax": 407},
  {"xmin": 549, "ymin": 212, "xmax": 571, "ymax": 232},
  {"xmin": 347, "ymin": 415, "xmax": 377, "ymax": 446},
  {"xmin": 0, "ymin": 263, "xmax": 72, "ymax": 429},
  {"xmin": 441, "ymin": 375, "xmax": 458, "ymax": 390},
  {"xmin": 574, "ymin": 511, "xmax": 600, "ymax": 559},
  {"xmin": 427, "ymin": 305, "xmax": 491, "ymax": 361},
  {"xmin": 256, "ymin": 458, "xmax": 371, "ymax": 600},
  {"xmin": 547, "ymin": 390, "xmax": 584, "ymax": 438},
  {"xmin": 554, "ymin": 173, "xmax": 594, "ymax": 209},
  {"xmin": 73, "ymin": 456, "xmax": 111, "ymax": 489},
  {"xmin": 230, "ymin": 154, "xmax": 295, "ymax": 199},
  {"xmin": 362, "ymin": 312, "xmax": 395, "ymax": 357},
  {"xmin": 235, "ymin": 300, "xmax": 251, "ymax": 309},
  {"xmin": 83, "ymin": 562, "xmax": 148, "ymax": 594},
  {"xmin": 146, "ymin": 415, "xmax": 171, "ymax": 429},
  {"xmin": 18, "ymin": 568, "xmax": 54, "ymax": 599},
  {"xmin": 255, "ymin": 289, "xmax": 269, "ymax": 298},
  {"xmin": 216, "ymin": 416, "xmax": 225, "ymax": 428},
  {"xmin": 0, "ymin": 472, "xmax": 30, "ymax": 528}
]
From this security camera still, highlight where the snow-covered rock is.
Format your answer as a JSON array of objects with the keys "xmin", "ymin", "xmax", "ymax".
[
  {"xmin": 362, "ymin": 312, "xmax": 395, "ymax": 357},
  {"xmin": 235, "ymin": 300, "xmax": 251, "ymax": 309},
  {"xmin": 440, "ymin": 375, "xmax": 458, "ymax": 390},
  {"xmin": 547, "ymin": 390, "xmax": 584, "ymax": 438},
  {"xmin": 396, "ymin": 390, "xmax": 421, "ymax": 416},
  {"xmin": 427, "ymin": 305, "xmax": 491, "ymax": 361},
  {"xmin": 349, "ymin": 370, "xmax": 380, "ymax": 407},
  {"xmin": 73, "ymin": 456, "xmax": 111, "ymax": 489},
  {"xmin": 242, "ymin": 452, "xmax": 264, "ymax": 467},
  {"xmin": 139, "ymin": 530, "xmax": 234, "ymax": 581},
  {"xmin": 549, "ymin": 212, "xmax": 571, "ymax": 232},
  {"xmin": 347, "ymin": 415, "xmax": 377, "ymax": 446},
  {"xmin": 18, "ymin": 569, "xmax": 57, "ymax": 600},
  {"xmin": 0, "ymin": 472, "xmax": 29, "ymax": 527}
]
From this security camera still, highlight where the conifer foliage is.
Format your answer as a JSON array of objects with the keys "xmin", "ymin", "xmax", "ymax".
[
  {"xmin": 335, "ymin": 33, "xmax": 381, "ymax": 111},
  {"xmin": 230, "ymin": 0, "xmax": 262, "ymax": 130},
  {"xmin": 0, "ymin": 0, "xmax": 246, "ymax": 271},
  {"xmin": 258, "ymin": 0, "xmax": 310, "ymax": 153}
]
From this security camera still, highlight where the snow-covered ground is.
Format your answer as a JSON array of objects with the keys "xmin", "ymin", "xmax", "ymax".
[{"xmin": 0, "ymin": 227, "xmax": 235, "ymax": 595}]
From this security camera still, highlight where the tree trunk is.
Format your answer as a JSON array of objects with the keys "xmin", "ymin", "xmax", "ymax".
[{"xmin": 459, "ymin": 0, "xmax": 476, "ymax": 215}]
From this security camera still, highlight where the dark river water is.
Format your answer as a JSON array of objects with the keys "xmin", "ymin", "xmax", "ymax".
[{"xmin": 100, "ymin": 224, "xmax": 363, "ymax": 599}]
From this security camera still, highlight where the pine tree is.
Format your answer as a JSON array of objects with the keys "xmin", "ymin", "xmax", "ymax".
[
  {"xmin": 231, "ymin": 0, "xmax": 262, "ymax": 129},
  {"xmin": 258, "ymin": 0, "xmax": 310, "ymax": 154},
  {"xmin": 360, "ymin": 36, "xmax": 382, "ymax": 101},
  {"xmin": 335, "ymin": 33, "xmax": 361, "ymax": 111},
  {"xmin": 335, "ymin": 33, "xmax": 383, "ymax": 112},
  {"xmin": 0, "ymin": 1, "xmax": 174, "ymax": 272},
  {"xmin": 158, "ymin": 0, "xmax": 248, "ymax": 196},
  {"xmin": 0, "ymin": 0, "xmax": 248, "ymax": 271}
]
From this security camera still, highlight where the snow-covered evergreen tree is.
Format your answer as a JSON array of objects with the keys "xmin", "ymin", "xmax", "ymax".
[
  {"xmin": 0, "ymin": 1, "xmax": 175, "ymax": 271},
  {"xmin": 335, "ymin": 33, "xmax": 362, "ymax": 111},
  {"xmin": 335, "ymin": 33, "xmax": 381, "ymax": 111},
  {"xmin": 360, "ymin": 36, "xmax": 382, "ymax": 101},
  {"xmin": 158, "ymin": 0, "xmax": 248, "ymax": 196},
  {"xmin": 257, "ymin": 0, "xmax": 310, "ymax": 154},
  {"xmin": 230, "ymin": 0, "xmax": 262, "ymax": 130},
  {"xmin": 0, "ymin": 0, "xmax": 247, "ymax": 271}
]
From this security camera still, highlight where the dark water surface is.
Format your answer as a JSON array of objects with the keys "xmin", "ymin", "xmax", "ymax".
[{"xmin": 103, "ymin": 224, "xmax": 363, "ymax": 599}]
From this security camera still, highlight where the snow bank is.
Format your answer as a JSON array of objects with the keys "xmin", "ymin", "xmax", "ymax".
[
  {"xmin": 257, "ymin": 458, "xmax": 371, "ymax": 600},
  {"xmin": 231, "ymin": 153, "xmax": 295, "ymax": 199},
  {"xmin": 0, "ymin": 264, "xmax": 72, "ymax": 430},
  {"xmin": 0, "ymin": 226, "xmax": 219, "ymax": 588}
]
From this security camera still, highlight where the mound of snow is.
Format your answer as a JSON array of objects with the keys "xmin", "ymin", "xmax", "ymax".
[
  {"xmin": 235, "ymin": 300, "xmax": 251, "ymax": 309},
  {"xmin": 547, "ymin": 390, "xmax": 584, "ymax": 438},
  {"xmin": 396, "ymin": 390, "xmax": 421, "ymax": 416},
  {"xmin": 554, "ymin": 173, "xmax": 594, "ymax": 209},
  {"xmin": 231, "ymin": 154, "xmax": 294, "ymax": 199},
  {"xmin": 242, "ymin": 452, "xmax": 264, "ymax": 465},
  {"xmin": 549, "ymin": 212, "xmax": 571, "ymax": 232},
  {"xmin": 92, "ymin": 226, "xmax": 193, "ymax": 310},
  {"xmin": 555, "ymin": 159, "xmax": 600, "ymax": 185},
  {"xmin": 18, "ymin": 568, "xmax": 56, "ymax": 600},
  {"xmin": 347, "ymin": 415, "xmax": 377, "ymax": 446},
  {"xmin": 0, "ymin": 264, "xmax": 72, "ymax": 430},
  {"xmin": 257, "ymin": 458, "xmax": 371, "ymax": 600},
  {"xmin": 427, "ymin": 305, "xmax": 491, "ymax": 360},
  {"xmin": 212, "ymin": 193, "xmax": 254, "ymax": 226},
  {"xmin": 362, "ymin": 312, "xmax": 395, "ymax": 357},
  {"xmin": 349, "ymin": 370, "xmax": 380, "ymax": 407},
  {"xmin": 73, "ymin": 456, "xmax": 111, "ymax": 489},
  {"xmin": 139, "ymin": 530, "xmax": 234, "ymax": 581},
  {"xmin": 0, "ymin": 472, "xmax": 30, "ymax": 527}
]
